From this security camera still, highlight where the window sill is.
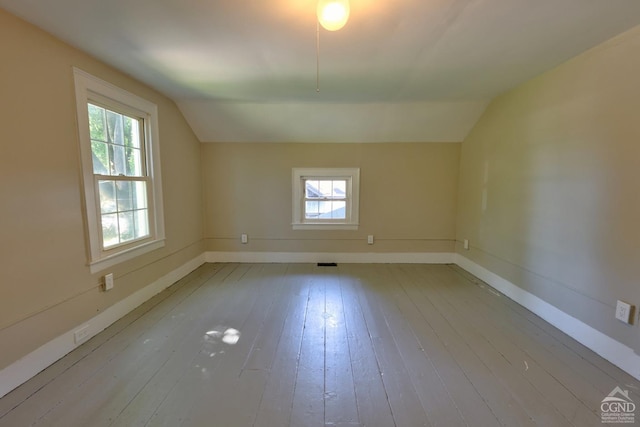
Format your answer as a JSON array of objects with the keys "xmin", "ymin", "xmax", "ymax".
[
  {"xmin": 292, "ymin": 223, "xmax": 359, "ymax": 231},
  {"xmin": 89, "ymin": 239, "xmax": 165, "ymax": 274}
]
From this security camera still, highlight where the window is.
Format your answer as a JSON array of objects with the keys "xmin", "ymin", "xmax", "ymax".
[
  {"xmin": 74, "ymin": 69, "xmax": 165, "ymax": 273},
  {"xmin": 292, "ymin": 168, "xmax": 359, "ymax": 230}
]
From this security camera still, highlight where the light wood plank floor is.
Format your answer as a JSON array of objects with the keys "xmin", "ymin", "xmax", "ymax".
[{"xmin": 1, "ymin": 263, "xmax": 638, "ymax": 426}]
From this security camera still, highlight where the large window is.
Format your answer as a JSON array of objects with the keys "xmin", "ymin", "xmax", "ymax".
[
  {"xmin": 292, "ymin": 168, "xmax": 359, "ymax": 230},
  {"xmin": 74, "ymin": 69, "xmax": 165, "ymax": 273}
]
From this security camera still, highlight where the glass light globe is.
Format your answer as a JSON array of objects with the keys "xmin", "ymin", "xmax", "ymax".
[{"xmin": 317, "ymin": 0, "xmax": 350, "ymax": 31}]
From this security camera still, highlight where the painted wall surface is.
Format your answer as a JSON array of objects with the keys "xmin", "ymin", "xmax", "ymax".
[
  {"xmin": 456, "ymin": 26, "xmax": 640, "ymax": 352},
  {"xmin": 0, "ymin": 9, "xmax": 204, "ymax": 370},
  {"xmin": 202, "ymin": 143, "xmax": 460, "ymax": 254}
]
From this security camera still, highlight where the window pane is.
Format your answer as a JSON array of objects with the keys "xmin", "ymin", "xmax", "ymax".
[
  {"xmin": 111, "ymin": 144, "xmax": 126, "ymax": 175},
  {"xmin": 318, "ymin": 180, "xmax": 333, "ymax": 197},
  {"xmin": 106, "ymin": 110, "xmax": 125, "ymax": 146},
  {"xmin": 118, "ymin": 211, "xmax": 135, "ymax": 242},
  {"xmin": 134, "ymin": 209, "xmax": 150, "ymax": 239},
  {"xmin": 91, "ymin": 141, "xmax": 109, "ymax": 175},
  {"xmin": 116, "ymin": 181, "xmax": 133, "ymax": 211},
  {"xmin": 305, "ymin": 180, "xmax": 319, "ymax": 198},
  {"xmin": 102, "ymin": 213, "xmax": 119, "ymax": 248},
  {"xmin": 305, "ymin": 201, "xmax": 319, "ymax": 218},
  {"xmin": 126, "ymin": 147, "xmax": 143, "ymax": 176},
  {"xmin": 98, "ymin": 180, "xmax": 117, "ymax": 214},
  {"xmin": 88, "ymin": 104, "xmax": 106, "ymax": 142},
  {"xmin": 319, "ymin": 200, "xmax": 331, "ymax": 216},
  {"xmin": 128, "ymin": 117, "xmax": 141, "ymax": 148},
  {"xmin": 333, "ymin": 180, "xmax": 346, "ymax": 197},
  {"xmin": 124, "ymin": 116, "xmax": 143, "ymax": 176},
  {"xmin": 123, "ymin": 116, "xmax": 133, "ymax": 147},
  {"xmin": 133, "ymin": 181, "xmax": 147, "ymax": 209},
  {"xmin": 331, "ymin": 201, "xmax": 346, "ymax": 219}
]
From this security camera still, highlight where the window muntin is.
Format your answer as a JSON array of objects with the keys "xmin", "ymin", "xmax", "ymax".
[
  {"xmin": 292, "ymin": 168, "xmax": 359, "ymax": 230},
  {"xmin": 74, "ymin": 68, "xmax": 165, "ymax": 273}
]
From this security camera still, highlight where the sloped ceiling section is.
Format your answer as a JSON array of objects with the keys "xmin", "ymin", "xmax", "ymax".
[
  {"xmin": 1, "ymin": 0, "xmax": 639, "ymax": 142},
  {"xmin": 177, "ymin": 101, "xmax": 489, "ymax": 143}
]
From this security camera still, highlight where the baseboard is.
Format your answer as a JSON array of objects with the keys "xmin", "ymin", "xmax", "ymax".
[
  {"xmin": 0, "ymin": 254, "xmax": 206, "ymax": 399},
  {"xmin": 205, "ymin": 251, "xmax": 455, "ymax": 264},
  {"xmin": 454, "ymin": 253, "xmax": 640, "ymax": 381}
]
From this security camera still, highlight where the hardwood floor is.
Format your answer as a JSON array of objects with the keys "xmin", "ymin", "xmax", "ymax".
[{"xmin": 1, "ymin": 263, "xmax": 638, "ymax": 426}]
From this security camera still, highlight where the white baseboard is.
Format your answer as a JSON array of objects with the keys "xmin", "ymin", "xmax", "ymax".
[
  {"xmin": 205, "ymin": 251, "xmax": 455, "ymax": 264},
  {"xmin": 455, "ymin": 253, "xmax": 640, "ymax": 381},
  {"xmin": 0, "ymin": 254, "xmax": 206, "ymax": 399}
]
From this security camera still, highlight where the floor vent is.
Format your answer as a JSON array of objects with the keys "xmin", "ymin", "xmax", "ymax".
[{"xmin": 317, "ymin": 262, "xmax": 338, "ymax": 267}]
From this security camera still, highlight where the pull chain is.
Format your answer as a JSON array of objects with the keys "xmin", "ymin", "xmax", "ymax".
[{"xmin": 316, "ymin": 20, "xmax": 320, "ymax": 93}]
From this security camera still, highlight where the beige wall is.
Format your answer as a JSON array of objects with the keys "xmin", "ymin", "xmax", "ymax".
[
  {"xmin": 3, "ymin": 3, "xmax": 639, "ymax": 384},
  {"xmin": 0, "ymin": 9, "xmax": 204, "ymax": 370},
  {"xmin": 456, "ymin": 26, "xmax": 640, "ymax": 351},
  {"xmin": 202, "ymin": 143, "xmax": 460, "ymax": 254}
]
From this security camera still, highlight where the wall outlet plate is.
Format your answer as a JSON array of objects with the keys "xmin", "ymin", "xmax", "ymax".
[
  {"xmin": 241, "ymin": 234, "xmax": 248, "ymax": 244},
  {"xmin": 367, "ymin": 235, "xmax": 374, "ymax": 245},
  {"xmin": 615, "ymin": 300, "xmax": 633, "ymax": 324},
  {"xmin": 463, "ymin": 239, "xmax": 470, "ymax": 250},
  {"xmin": 103, "ymin": 273, "xmax": 114, "ymax": 291},
  {"xmin": 74, "ymin": 325, "xmax": 90, "ymax": 344}
]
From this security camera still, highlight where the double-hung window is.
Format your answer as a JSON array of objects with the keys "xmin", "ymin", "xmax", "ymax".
[
  {"xmin": 292, "ymin": 168, "xmax": 360, "ymax": 230},
  {"xmin": 74, "ymin": 69, "xmax": 165, "ymax": 273}
]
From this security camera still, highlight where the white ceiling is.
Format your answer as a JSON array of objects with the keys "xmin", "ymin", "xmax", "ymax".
[{"xmin": 2, "ymin": 0, "xmax": 639, "ymax": 142}]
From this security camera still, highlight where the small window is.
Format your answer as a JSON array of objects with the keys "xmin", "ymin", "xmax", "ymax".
[
  {"xmin": 292, "ymin": 168, "xmax": 359, "ymax": 230},
  {"xmin": 74, "ymin": 69, "xmax": 165, "ymax": 273}
]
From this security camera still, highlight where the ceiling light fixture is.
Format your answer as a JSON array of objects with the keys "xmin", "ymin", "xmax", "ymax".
[
  {"xmin": 316, "ymin": 0, "xmax": 350, "ymax": 92},
  {"xmin": 317, "ymin": 0, "xmax": 350, "ymax": 31}
]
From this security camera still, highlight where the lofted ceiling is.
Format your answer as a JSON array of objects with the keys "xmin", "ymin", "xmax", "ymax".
[{"xmin": 1, "ymin": 0, "xmax": 639, "ymax": 142}]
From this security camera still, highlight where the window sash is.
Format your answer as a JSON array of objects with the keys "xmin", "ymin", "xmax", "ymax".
[
  {"xmin": 88, "ymin": 101, "xmax": 148, "ymax": 178},
  {"xmin": 94, "ymin": 175, "xmax": 154, "ymax": 251},
  {"xmin": 303, "ymin": 196, "xmax": 348, "ymax": 221}
]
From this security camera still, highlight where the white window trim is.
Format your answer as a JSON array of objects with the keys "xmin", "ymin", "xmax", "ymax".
[
  {"xmin": 292, "ymin": 167, "xmax": 360, "ymax": 230},
  {"xmin": 74, "ymin": 68, "xmax": 165, "ymax": 273}
]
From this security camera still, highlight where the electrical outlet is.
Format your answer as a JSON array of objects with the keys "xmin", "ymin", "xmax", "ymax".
[
  {"xmin": 463, "ymin": 239, "xmax": 470, "ymax": 250},
  {"xmin": 74, "ymin": 325, "xmax": 90, "ymax": 344},
  {"xmin": 615, "ymin": 300, "xmax": 633, "ymax": 324},
  {"xmin": 241, "ymin": 234, "xmax": 248, "ymax": 244},
  {"xmin": 103, "ymin": 273, "xmax": 114, "ymax": 291},
  {"xmin": 367, "ymin": 235, "xmax": 374, "ymax": 245}
]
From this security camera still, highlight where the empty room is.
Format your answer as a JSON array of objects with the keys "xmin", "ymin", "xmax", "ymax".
[{"xmin": 1, "ymin": 1, "xmax": 639, "ymax": 426}]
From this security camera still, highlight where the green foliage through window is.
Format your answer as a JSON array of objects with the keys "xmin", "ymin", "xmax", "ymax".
[{"xmin": 88, "ymin": 103, "xmax": 143, "ymax": 177}]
